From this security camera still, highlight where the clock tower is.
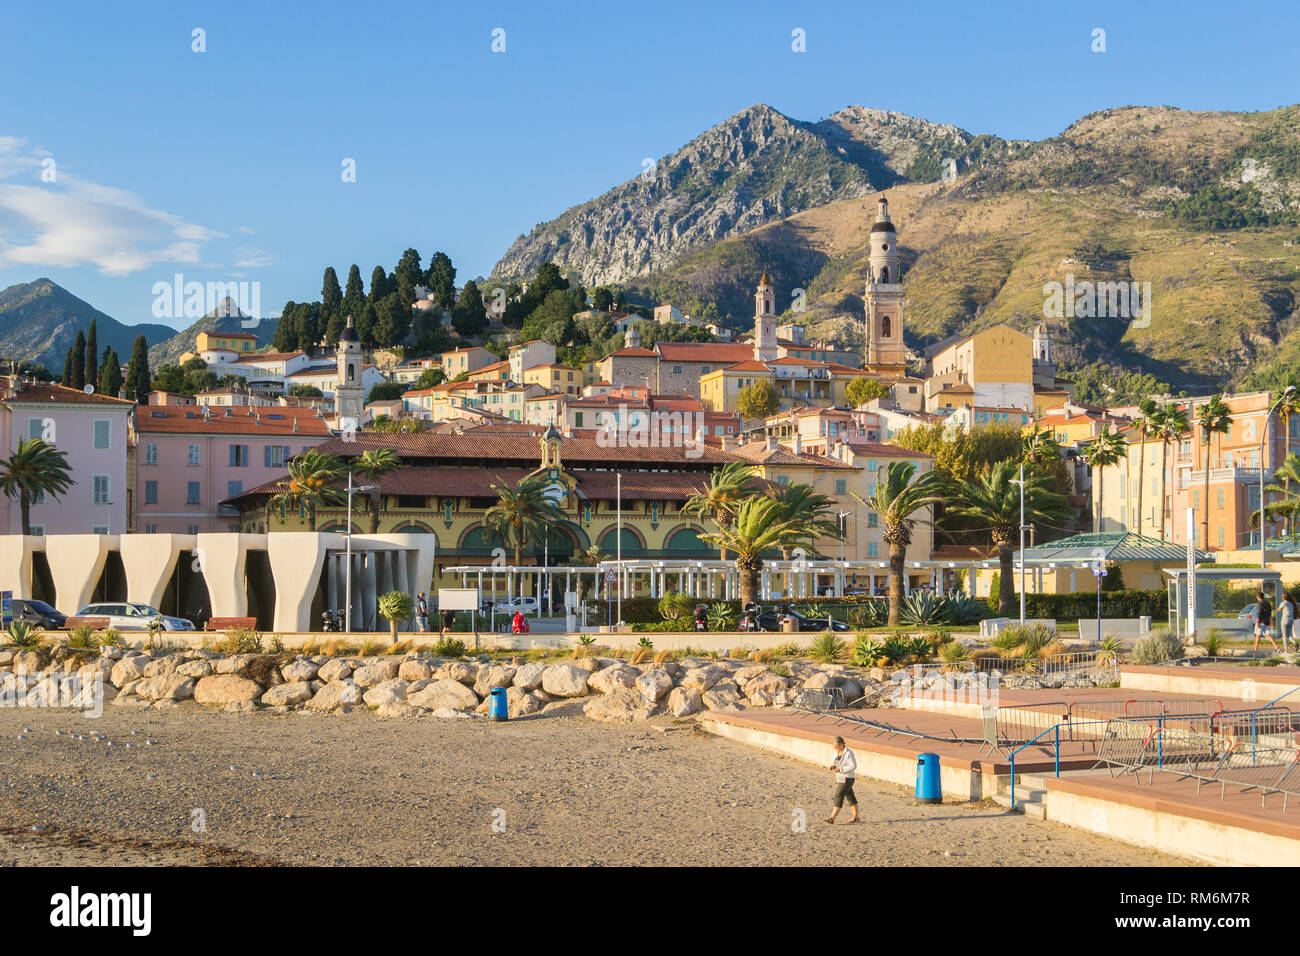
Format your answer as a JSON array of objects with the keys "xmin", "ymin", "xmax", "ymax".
[{"xmin": 863, "ymin": 196, "xmax": 908, "ymax": 379}]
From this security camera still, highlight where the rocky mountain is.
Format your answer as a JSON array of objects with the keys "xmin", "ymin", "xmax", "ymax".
[
  {"xmin": 490, "ymin": 104, "xmax": 1021, "ymax": 287},
  {"xmin": 493, "ymin": 103, "xmax": 1300, "ymax": 394},
  {"xmin": 0, "ymin": 279, "xmax": 174, "ymax": 373}
]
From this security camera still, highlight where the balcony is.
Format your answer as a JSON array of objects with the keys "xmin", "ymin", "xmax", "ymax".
[{"xmin": 1188, "ymin": 467, "xmax": 1267, "ymax": 484}]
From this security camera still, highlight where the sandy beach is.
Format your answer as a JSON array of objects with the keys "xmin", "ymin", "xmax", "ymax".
[{"xmin": 0, "ymin": 703, "xmax": 1189, "ymax": 867}]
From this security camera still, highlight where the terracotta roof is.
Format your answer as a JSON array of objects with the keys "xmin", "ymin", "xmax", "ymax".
[
  {"xmin": 610, "ymin": 347, "xmax": 657, "ymax": 358},
  {"xmin": 2, "ymin": 381, "xmax": 134, "ymax": 406},
  {"xmin": 657, "ymin": 342, "xmax": 754, "ymax": 363},
  {"xmin": 133, "ymin": 405, "xmax": 331, "ymax": 436},
  {"xmin": 313, "ymin": 430, "xmax": 738, "ymax": 467},
  {"xmin": 730, "ymin": 441, "xmax": 855, "ymax": 468},
  {"xmin": 576, "ymin": 471, "xmax": 708, "ymax": 501}
]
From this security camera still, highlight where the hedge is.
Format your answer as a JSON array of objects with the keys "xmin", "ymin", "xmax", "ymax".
[
  {"xmin": 1023, "ymin": 589, "xmax": 1167, "ymax": 620},
  {"xmin": 590, "ymin": 597, "xmax": 863, "ymax": 624}
]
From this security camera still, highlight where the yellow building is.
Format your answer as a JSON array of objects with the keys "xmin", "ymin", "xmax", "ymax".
[{"xmin": 522, "ymin": 363, "xmax": 583, "ymax": 395}]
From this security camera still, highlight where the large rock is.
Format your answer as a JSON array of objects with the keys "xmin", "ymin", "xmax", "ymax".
[
  {"xmin": 743, "ymin": 672, "xmax": 792, "ymax": 699},
  {"xmin": 398, "ymin": 659, "xmax": 432, "ymax": 682},
  {"xmin": 261, "ymin": 682, "xmax": 313, "ymax": 707},
  {"xmin": 376, "ymin": 701, "xmax": 427, "ymax": 719},
  {"xmin": 408, "ymin": 678, "xmax": 479, "ymax": 712},
  {"xmin": 681, "ymin": 665, "xmax": 727, "ymax": 693},
  {"xmin": 733, "ymin": 665, "xmax": 769, "ymax": 684},
  {"xmin": 439, "ymin": 662, "xmax": 479, "ymax": 686},
  {"xmin": 363, "ymin": 678, "xmax": 409, "ymax": 707},
  {"xmin": 317, "ymin": 659, "xmax": 354, "ymax": 683},
  {"xmin": 352, "ymin": 660, "xmax": 400, "ymax": 688},
  {"xmin": 142, "ymin": 656, "xmax": 182, "ymax": 677},
  {"xmin": 473, "ymin": 665, "xmax": 517, "ymax": 698},
  {"xmin": 505, "ymin": 685, "xmax": 546, "ymax": 718},
  {"xmin": 635, "ymin": 669, "xmax": 674, "ymax": 702},
  {"xmin": 541, "ymin": 664, "xmax": 590, "ymax": 698},
  {"xmin": 583, "ymin": 686, "xmax": 657, "ymax": 723},
  {"xmin": 176, "ymin": 659, "xmax": 213, "ymax": 679},
  {"xmin": 512, "ymin": 661, "xmax": 546, "ymax": 691},
  {"xmin": 570, "ymin": 657, "xmax": 601, "ymax": 673},
  {"xmin": 702, "ymin": 684, "xmax": 743, "ymax": 712},
  {"xmin": 79, "ymin": 657, "xmax": 116, "ymax": 682},
  {"xmin": 668, "ymin": 686, "xmax": 702, "ymax": 717},
  {"xmin": 134, "ymin": 674, "xmax": 195, "ymax": 701},
  {"xmin": 194, "ymin": 674, "xmax": 263, "ymax": 707},
  {"xmin": 215, "ymin": 654, "xmax": 258, "ymax": 676},
  {"xmin": 307, "ymin": 678, "xmax": 363, "ymax": 711},
  {"xmin": 281, "ymin": 659, "xmax": 320, "ymax": 682},
  {"xmin": 110, "ymin": 655, "xmax": 148, "ymax": 687},
  {"xmin": 587, "ymin": 665, "xmax": 639, "ymax": 694}
]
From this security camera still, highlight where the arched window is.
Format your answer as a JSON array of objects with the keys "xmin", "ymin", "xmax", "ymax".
[
  {"xmin": 879, "ymin": 267, "xmax": 889, "ymax": 283},
  {"xmin": 881, "ymin": 316, "xmax": 892, "ymax": 338}
]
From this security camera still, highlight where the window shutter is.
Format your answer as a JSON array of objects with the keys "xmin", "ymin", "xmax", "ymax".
[
  {"xmin": 242, "ymin": 444, "xmax": 249, "ymax": 467},
  {"xmin": 264, "ymin": 445, "xmax": 272, "ymax": 467},
  {"xmin": 229, "ymin": 444, "xmax": 237, "ymax": 466}
]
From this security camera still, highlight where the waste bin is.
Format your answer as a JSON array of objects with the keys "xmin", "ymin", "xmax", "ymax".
[
  {"xmin": 915, "ymin": 752, "xmax": 941, "ymax": 804},
  {"xmin": 781, "ymin": 616, "xmax": 797, "ymax": 634},
  {"xmin": 489, "ymin": 686, "xmax": 508, "ymax": 721}
]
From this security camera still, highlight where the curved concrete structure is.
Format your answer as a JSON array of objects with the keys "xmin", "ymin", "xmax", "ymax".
[
  {"xmin": 268, "ymin": 533, "xmax": 331, "ymax": 633},
  {"xmin": 196, "ymin": 532, "xmax": 267, "ymax": 618},
  {"xmin": 0, "ymin": 535, "xmax": 38, "ymax": 599},
  {"xmin": 46, "ymin": 534, "xmax": 115, "ymax": 614},
  {"xmin": 120, "ymin": 533, "xmax": 192, "ymax": 608}
]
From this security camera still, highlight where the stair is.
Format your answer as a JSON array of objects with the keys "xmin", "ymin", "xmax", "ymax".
[{"xmin": 992, "ymin": 772, "xmax": 1049, "ymax": 820}]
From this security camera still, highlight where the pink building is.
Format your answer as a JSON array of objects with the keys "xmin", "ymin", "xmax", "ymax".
[
  {"xmin": 0, "ymin": 375, "xmax": 135, "ymax": 535},
  {"xmin": 133, "ymin": 405, "xmax": 331, "ymax": 533}
]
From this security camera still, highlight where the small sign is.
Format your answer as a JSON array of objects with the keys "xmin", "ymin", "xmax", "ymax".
[
  {"xmin": 0, "ymin": 591, "xmax": 11, "ymax": 626},
  {"xmin": 604, "ymin": 570, "xmax": 617, "ymax": 585}
]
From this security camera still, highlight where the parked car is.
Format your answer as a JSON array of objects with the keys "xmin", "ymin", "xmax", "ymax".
[
  {"xmin": 9, "ymin": 599, "xmax": 66, "ymax": 629},
  {"xmin": 753, "ymin": 605, "xmax": 850, "ymax": 633},
  {"xmin": 75, "ymin": 603, "xmax": 195, "ymax": 631},
  {"xmin": 490, "ymin": 596, "xmax": 538, "ymax": 616},
  {"xmin": 1238, "ymin": 604, "xmax": 1258, "ymax": 621}
]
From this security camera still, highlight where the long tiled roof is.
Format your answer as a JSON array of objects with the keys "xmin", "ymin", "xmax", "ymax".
[
  {"xmin": 134, "ymin": 405, "xmax": 331, "ymax": 436},
  {"xmin": 657, "ymin": 342, "xmax": 755, "ymax": 363},
  {"xmin": 3, "ymin": 381, "xmax": 135, "ymax": 406},
  {"xmin": 312, "ymin": 430, "xmax": 739, "ymax": 466}
]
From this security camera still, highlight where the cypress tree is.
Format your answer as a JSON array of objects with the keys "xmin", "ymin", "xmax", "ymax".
[
  {"xmin": 85, "ymin": 320, "xmax": 97, "ymax": 386},
  {"xmin": 62, "ymin": 347, "xmax": 74, "ymax": 386},
  {"xmin": 97, "ymin": 347, "xmax": 123, "ymax": 397},
  {"xmin": 368, "ymin": 266, "xmax": 391, "ymax": 305},
  {"xmin": 426, "ymin": 252, "xmax": 456, "ymax": 308},
  {"xmin": 124, "ymin": 335, "xmax": 151, "ymax": 402},
  {"xmin": 71, "ymin": 330, "xmax": 86, "ymax": 389}
]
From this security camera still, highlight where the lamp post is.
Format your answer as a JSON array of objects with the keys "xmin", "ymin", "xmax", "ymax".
[
  {"xmin": 1259, "ymin": 385, "xmax": 1296, "ymax": 569},
  {"xmin": 344, "ymin": 471, "xmax": 376, "ymax": 633},
  {"xmin": 1011, "ymin": 463, "xmax": 1027, "ymax": 623},
  {"xmin": 838, "ymin": 511, "xmax": 851, "ymax": 597},
  {"xmin": 616, "ymin": 471, "xmax": 623, "ymax": 627}
]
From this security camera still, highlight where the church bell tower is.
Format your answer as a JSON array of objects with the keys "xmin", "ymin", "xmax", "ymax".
[{"xmin": 863, "ymin": 196, "xmax": 907, "ymax": 378}]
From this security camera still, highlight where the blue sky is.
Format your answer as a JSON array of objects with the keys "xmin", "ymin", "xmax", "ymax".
[{"xmin": 0, "ymin": 0, "xmax": 1296, "ymax": 336}]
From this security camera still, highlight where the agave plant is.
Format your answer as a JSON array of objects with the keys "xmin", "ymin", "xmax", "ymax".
[
  {"xmin": 707, "ymin": 602, "xmax": 738, "ymax": 631},
  {"xmin": 943, "ymin": 595, "xmax": 985, "ymax": 626},
  {"xmin": 1199, "ymin": 629, "xmax": 1224, "ymax": 658},
  {"xmin": 637, "ymin": 636, "xmax": 654, "ymax": 649},
  {"xmin": 906, "ymin": 635, "xmax": 934, "ymax": 664},
  {"xmin": 97, "ymin": 627, "xmax": 123, "ymax": 647},
  {"xmin": 799, "ymin": 602, "xmax": 833, "ymax": 620},
  {"xmin": 899, "ymin": 591, "xmax": 945, "ymax": 626},
  {"xmin": 878, "ymin": 634, "xmax": 912, "ymax": 668},
  {"xmin": 808, "ymin": 631, "xmax": 846, "ymax": 664},
  {"xmin": 4, "ymin": 620, "xmax": 43, "ymax": 648},
  {"xmin": 851, "ymin": 634, "xmax": 883, "ymax": 667},
  {"xmin": 938, "ymin": 640, "xmax": 971, "ymax": 672},
  {"xmin": 1095, "ymin": 634, "xmax": 1124, "ymax": 666},
  {"xmin": 991, "ymin": 628, "xmax": 1027, "ymax": 653},
  {"xmin": 64, "ymin": 624, "xmax": 99, "ymax": 649}
]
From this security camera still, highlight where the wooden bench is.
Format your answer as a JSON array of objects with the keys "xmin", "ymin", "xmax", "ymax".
[
  {"xmin": 205, "ymin": 616, "xmax": 257, "ymax": 631},
  {"xmin": 65, "ymin": 617, "xmax": 110, "ymax": 630}
]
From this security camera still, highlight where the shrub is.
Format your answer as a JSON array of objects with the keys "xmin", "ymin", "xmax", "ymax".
[
  {"xmin": 1024, "ymin": 589, "xmax": 1168, "ymax": 621},
  {"xmin": 65, "ymin": 624, "xmax": 98, "ymax": 649},
  {"xmin": 851, "ymin": 634, "xmax": 883, "ymax": 667},
  {"xmin": 653, "ymin": 650, "xmax": 672, "ymax": 665},
  {"xmin": 1095, "ymin": 634, "xmax": 1124, "ymax": 666},
  {"xmin": 899, "ymin": 591, "xmax": 945, "ymax": 625},
  {"xmin": 657, "ymin": 592, "xmax": 694, "ymax": 622},
  {"xmin": 907, "ymin": 635, "xmax": 934, "ymax": 663},
  {"xmin": 431, "ymin": 636, "xmax": 467, "ymax": 657},
  {"xmin": 97, "ymin": 627, "xmax": 124, "ymax": 647},
  {"xmin": 809, "ymin": 631, "xmax": 846, "ymax": 664},
  {"xmin": 772, "ymin": 641, "xmax": 803, "ymax": 657},
  {"xmin": 629, "ymin": 646, "xmax": 652, "ymax": 664},
  {"xmin": 358, "ymin": 637, "xmax": 383, "ymax": 657},
  {"xmin": 707, "ymin": 602, "xmax": 738, "ymax": 631},
  {"xmin": 944, "ymin": 595, "xmax": 987, "ymax": 626},
  {"xmin": 749, "ymin": 647, "xmax": 775, "ymax": 663},
  {"xmin": 849, "ymin": 600, "xmax": 888, "ymax": 629},
  {"xmin": 939, "ymin": 640, "xmax": 970, "ymax": 671},
  {"xmin": 4, "ymin": 621, "xmax": 43, "ymax": 648},
  {"xmin": 1200, "ymin": 628, "xmax": 1225, "ymax": 658},
  {"xmin": 216, "ymin": 627, "xmax": 263, "ymax": 655},
  {"xmin": 1131, "ymin": 627, "xmax": 1185, "ymax": 665},
  {"xmin": 878, "ymin": 635, "xmax": 912, "ymax": 668}
]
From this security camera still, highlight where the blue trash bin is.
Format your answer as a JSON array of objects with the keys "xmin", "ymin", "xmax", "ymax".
[
  {"xmin": 489, "ymin": 686, "xmax": 508, "ymax": 721},
  {"xmin": 915, "ymin": 752, "xmax": 941, "ymax": 804}
]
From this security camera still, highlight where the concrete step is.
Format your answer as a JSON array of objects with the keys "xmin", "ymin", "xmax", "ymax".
[{"xmin": 992, "ymin": 788, "xmax": 1048, "ymax": 820}]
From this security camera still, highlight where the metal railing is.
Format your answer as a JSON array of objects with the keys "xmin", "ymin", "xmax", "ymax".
[{"xmin": 982, "ymin": 702, "xmax": 1068, "ymax": 755}]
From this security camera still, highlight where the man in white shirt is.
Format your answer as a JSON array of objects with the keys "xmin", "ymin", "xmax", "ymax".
[{"xmin": 826, "ymin": 735, "xmax": 859, "ymax": 824}]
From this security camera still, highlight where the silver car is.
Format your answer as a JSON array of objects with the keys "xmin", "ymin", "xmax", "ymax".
[{"xmin": 76, "ymin": 602, "xmax": 195, "ymax": 631}]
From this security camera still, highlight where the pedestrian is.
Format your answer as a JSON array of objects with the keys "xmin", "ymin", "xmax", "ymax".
[
  {"xmin": 1278, "ymin": 591, "xmax": 1296, "ymax": 652},
  {"xmin": 825, "ymin": 735, "xmax": 859, "ymax": 824},
  {"xmin": 416, "ymin": 592, "xmax": 428, "ymax": 633},
  {"xmin": 439, "ymin": 607, "xmax": 455, "ymax": 639},
  {"xmin": 1253, "ymin": 590, "xmax": 1279, "ymax": 653}
]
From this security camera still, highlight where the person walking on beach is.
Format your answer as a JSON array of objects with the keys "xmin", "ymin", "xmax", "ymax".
[
  {"xmin": 1278, "ymin": 592, "xmax": 1296, "ymax": 652},
  {"xmin": 1253, "ymin": 590, "xmax": 1280, "ymax": 653},
  {"xmin": 416, "ymin": 593, "xmax": 429, "ymax": 633},
  {"xmin": 825, "ymin": 736, "xmax": 859, "ymax": 824}
]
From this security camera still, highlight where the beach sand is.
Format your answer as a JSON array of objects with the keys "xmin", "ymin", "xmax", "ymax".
[{"xmin": 0, "ymin": 704, "xmax": 1190, "ymax": 867}]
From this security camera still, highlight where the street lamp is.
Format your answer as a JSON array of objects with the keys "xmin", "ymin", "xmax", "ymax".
[
  {"xmin": 1259, "ymin": 385, "xmax": 1296, "ymax": 569},
  {"xmin": 838, "ymin": 511, "xmax": 851, "ymax": 597},
  {"xmin": 1010, "ymin": 463, "xmax": 1027, "ymax": 623},
  {"xmin": 344, "ymin": 471, "xmax": 376, "ymax": 633}
]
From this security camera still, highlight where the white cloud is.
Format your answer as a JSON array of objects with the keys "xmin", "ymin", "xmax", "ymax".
[
  {"xmin": 233, "ymin": 247, "xmax": 273, "ymax": 268},
  {"xmin": 0, "ymin": 137, "xmax": 226, "ymax": 276}
]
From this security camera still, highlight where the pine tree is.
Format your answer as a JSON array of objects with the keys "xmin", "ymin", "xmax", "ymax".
[
  {"xmin": 394, "ymin": 248, "xmax": 422, "ymax": 288},
  {"xmin": 452, "ymin": 280, "xmax": 487, "ymax": 337},
  {"xmin": 368, "ymin": 266, "xmax": 391, "ymax": 305},
  {"xmin": 71, "ymin": 330, "xmax": 86, "ymax": 389},
  {"xmin": 124, "ymin": 335, "xmax": 151, "ymax": 402},
  {"xmin": 425, "ymin": 251, "xmax": 456, "ymax": 308},
  {"xmin": 62, "ymin": 347, "xmax": 74, "ymax": 386},
  {"xmin": 85, "ymin": 320, "xmax": 98, "ymax": 386},
  {"xmin": 374, "ymin": 293, "xmax": 412, "ymax": 347},
  {"xmin": 97, "ymin": 348, "xmax": 123, "ymax": 397}
]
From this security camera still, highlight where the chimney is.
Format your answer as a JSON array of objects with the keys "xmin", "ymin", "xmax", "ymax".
[
  {"xmin": 792, "ymin": 434, "xmax": 802, "ymax": 456},
  {"xmin": 292, "ymin": 417, "xmax": 299, "ymax": 434},
  {"xmin": 766, "ymin": 436, "xmax": 778, "ymax": 451}
]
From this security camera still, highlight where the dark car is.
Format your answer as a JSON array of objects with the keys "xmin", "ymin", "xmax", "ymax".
[
  {"xmin": 10, "ymin": 599, "xmax": 66, "ymax": 629},
  {"xmin": 754, "ymin": 605, "xmax": 850, "ymax": 633}
]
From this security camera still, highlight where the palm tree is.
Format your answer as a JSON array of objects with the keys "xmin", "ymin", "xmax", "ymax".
[
  {"xmin": 267, "ymin": 450, "xmax": 345, "ymax": 531},
  {"xmin": 946, "ymin": 460, "xmax": 1069, "ymax": 617},
  {"xmin": 1153, "ymin": 403, "xmax": 1189, "ymax": 541},
  {"xmin": 0, "ymin": 438, "xmax": 75, "ymax": 535},
  {"xmin": 484, "ymin": 475, "xmax": 565, "ymax": 568},
  {"xmin": 698, "ymin": 496, "xmax": 805, "ymax": 607},
  {"xmin": 1085, "ymin": 425, "xmax": 1127, "ymax": 533},
  {"xmin": 1196, "ymin": 394, "xmax": 1232, "ymax": 550},
  {"xmin": 765, "ymin": 481, "xmax": 840, "ymax": 559},
  {"xmin": 683, "ymin": 460, "xmax": 755, "ymax": 559},
  {"xmin": 352, "ymin": 448, "xmax": 402, "ymax": 533},
  {"xmin": 1256, "ymin": 453, "xmax": 1300, "ymax": 543},
  {"xmin": 852, "ymin": 461, "xmax": 946, "ymax": 625},
  {"xmin": 1129, "ymin": 399, "xmax": 1157, "ymax": 537},
  {"xmin": 1275, "ymin": 385, "xmax": 1300, "ymax": 536}
]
